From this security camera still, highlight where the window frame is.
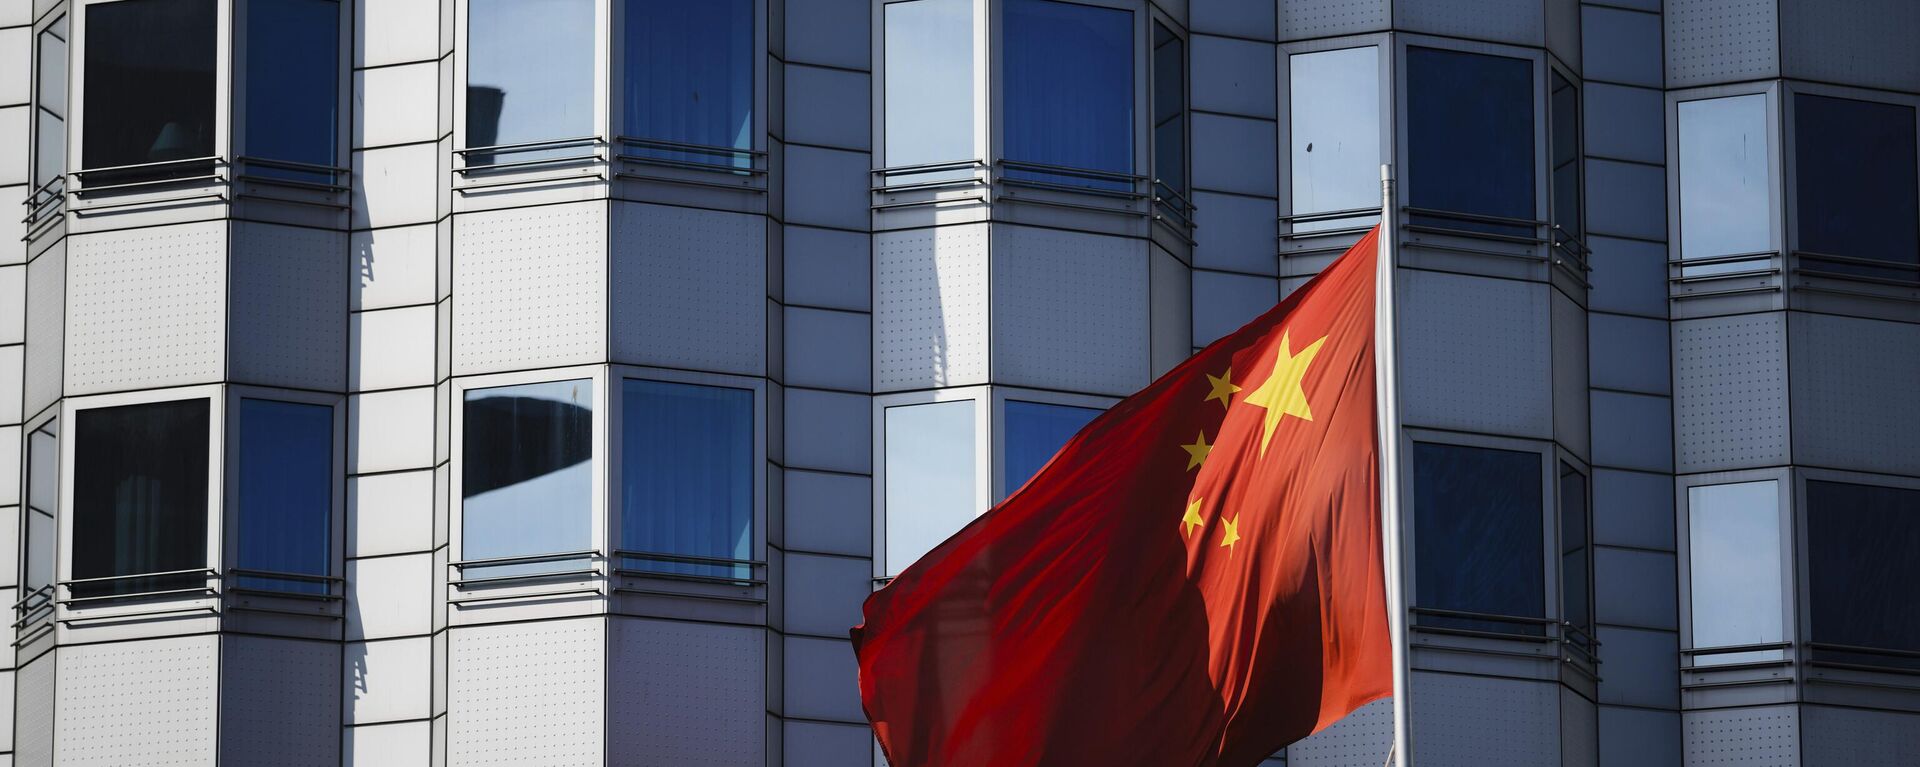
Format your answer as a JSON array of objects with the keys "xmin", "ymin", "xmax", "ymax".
[
  {"xmin": 871, "ymin": 386, "xmax": 992, "ymax": 580},
  {"xmin": 1792, "ymin": 467, "xmax": 1920, "ymax": 672},
  {"xmin": 1145, "ymin": 10, "xmax": 1190, "ymax": 236},
  {"xmin": 219, "ymin": 385, "xmax": 344, "ymax": 597},
  {"xmin": 17, "ymin": 408, "xmax": 61, "ymax": 651},
  {"xmin": 1779, "ymin": 80, "xmax": 1920, "ymax": 292},
  {"xmin": 452, "ymin": 0, "xmax": 611, "ymax": 180},
  {"xmin": 26, "ymin": 11, "xmax": 71, "ymax": 231},
  {"xmin": 1277, "ymin": 34, "xmax": 1393, "ymax": 254},
  {"xmin": 608, "ymin": 0, "xmax": 766, "ymax": 168},
  {"xmin": 1546, "ymin": 57, "xmax": 1587, "ymax": 281},
  {"xmin": 68, "ymin": 0, "xmax": 234, "ymax": 187},
  {"xmin": 1663, "ymin": 82, "xmax": 1786, "ymax": 302},
  {"xmin": 229, "ymin": 0, "xmax": 349, "ymax": 183},
  {"xmin": 1674, "ymin": 468, "xmax": 1796, "ymax": 677},
  {"xmin": 1555, "ymin": 449, "xmax": 1596, "ymax": 672},
  {"xmin": 987, "ymin": 0, "xmax": 1148, "ymax": 185},
  {"xmin": 987, "ymin": 387, "xmax": 1113, "ymax": 502}
]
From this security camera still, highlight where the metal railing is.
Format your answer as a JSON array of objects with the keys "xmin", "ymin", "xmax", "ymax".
[
  {"xmin": 1410, "ymin": 606, "xmax": 1601, "ymax": 680},
  {"xmin": 11, "ymin": 584, "xmax": 55, "ymax": 647},
  {"xmin": 1402, "ymin": 206, "xmax": 1547, "ymax": 245},
  {"xmin": 71, "ymin": 156, "xmax": 227, "ymax": 195},
  {"xmin": 612, "ymin": 549, "xmax": 765, "ymax": 588},
  {"xmin": 1279, "ymin": 205, "xmax": 1382, "ymax": 241},
  {"xmin": 20, "ymin": 175, "xmax": 64, "ymax": 237},
  {"xmin": 455, "ymin": 136, "xmax": 606, "ymax": 176}
]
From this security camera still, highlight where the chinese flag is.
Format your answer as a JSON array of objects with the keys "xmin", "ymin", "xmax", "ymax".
[{"xmin": 852, "ymin": 228, "xmax": 1392, "ymax": 767}]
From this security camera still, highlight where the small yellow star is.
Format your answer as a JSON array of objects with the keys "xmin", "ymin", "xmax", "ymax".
[
  {"xmin": 1242, "ymin": 330, "xmax": 1328, "ymax": 456},
  {"xmin": 1181, "ymin": 498, "xmax": 1206, "ymax": 539},
  {"xmin": 1219, "ymin": 516, "xmax": 1241, "ymax": 549},
  {"xmin": 1181, "ymin": 431, "xmax": 1212, "ymax": 471},
  {"xmin": 1204, "ymin": 369, "xmax": 1242, "ymax": 411}
]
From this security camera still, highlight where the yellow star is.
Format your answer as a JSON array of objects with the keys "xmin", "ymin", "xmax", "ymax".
[
  {"xmin": 1204, "ymin": 369, "xmax": 1241, "ymax": 410},
  {"xmin": 1219, "ymin": 515, "xmax": 1241, "ymax": 549},
  {"xmin": 1181, "ymin": 498, "xmax": 1206, "ymax": 539},
  {"xmin": 1242, "ymin": 330, "xmax": 1327, "ymax": 455},
  {"xmin": 1181, "ymin": 431, "xmax": 1212, "ymax": 471}
]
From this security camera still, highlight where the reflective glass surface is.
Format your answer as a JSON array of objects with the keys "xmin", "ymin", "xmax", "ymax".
[
  {"xmin": 1550, "ymin": 70, "xmax": 1582, "ymax": 246},
  {"xmin": 1678, "ymin": 95, "xmax": 1772, "ymax": 273},
  {"xmin": 1807, "ymin": 480, "xmax": 1920, "ymax": 669},
  {"xmin": 1003, "ymin": 0, "xmax": 1132, "ymax": 190},
  {"xmin": 466, "ymin": 0, "xmax": 595, "ymax": 164},
  {"xmin": 883, "ymin": 0, "xmax": 976, "ymax": 172},
  {"xmin": 72, "ymin": 400, "xmax": 211, "ymax": 598},
  {"xmin": 82, "ymin": 0, "xmax": 217, "ymax": 183},
  {"xmin": 24, "ymin": 420, "xmax": 57, "ymax": 594},
  {"xmin": 1002, "ymin": 400, "xmax": 1100, "ymax": 498},
  {"xmin": 243, "ymin": 0, "xmax": 339, "ymax": 182},
  {"xmin": 1289, "ymin": 46, "xmax": 1379, "ymax": 233},
  {"xmin": 623, "ymin": 0, "xmax": 754, "ymax": 168},
  {"xmin": 1151, "ymin": 22, "xmax": 1185, "ymax": 199},
  {"xmin": 620, "ymin": 380, "xmax": 753, "ymax": 580},
  {"xmin": 236, "ymin": 400, "xmax": 333, "ymax": 594},
  {"xmin": 34, "ymin": 16, "xmax": 66, "ymax": 190},
  {"xmin": 1687, "ymin": 481, "xmax": 1784, "ymax": 665},
  {"xmin": 1794, "ymin": 94, "xmax": 1920, "ymax": 278},
  {"xmin": 1559, "ymin": 463, "xmax": 1591, "ymax": 644},
  {"xmin": 462, "ymin": 380, "xmax": 594, "ymax": 572},
  {"xmin": 1406, "ymin": 47, "xmax": 1534, "ymax": 237},
  {"xmin": 1413, "ymin": 442, "xmax": 1544, "ymax": 634},
  {"xmin": 884, "ymin": 401, "xmax": 976, "ymax": 576}
]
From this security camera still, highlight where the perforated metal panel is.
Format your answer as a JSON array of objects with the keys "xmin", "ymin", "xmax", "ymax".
[
  {"xmin": 1684, "ymin": 705, "xmax": 1798, "ymax": 765},
  {"xmin": 1789, "ymin": 313, "xmax": 1920, "ymax": 477},
  {"xmin": 1801, "ymin": 704, "xmax": 1920, "ymax": 767},
  {"xmin": 1666, "ymin": 0, "xmax": 1780, "ymax": 87},
  {"xmin": 1399, "ymin": 270, "xmax": 1554, "ymax": 439},
  {"xmin": 221, "ymin": 636, "xmax": 341, "ymax": 766},
  {"xmin": 14, "ymin": 655, "xmax": 53, "ymax": 767},
  {"xmin": 1411, "ymin": 673, "xmax": 1559, "ymax": 765},
  {"xmin": 611, "ymin": 201, "xmax": 766, "ymax": 376},
  {"xmin": 874, "ymin": 224, "xmax": 990, "ymax": 392},
  {"xmin": 23, "ymin": 242, "xmax": 62, "ymax": 416},
  {"xmin": 452, "ymin": 202, "xmax": 607, "ymax": 375},
  {"xmin": 65, "ymin": 223, "xmax": 227, "ymax": 394},
  {"xmin": 1673, "ymin": 313, "xmax": 1790, "ymax": 473},
  {"xmin": 55, "ymin": 635, "xmax": 219, "ymax": 766},
  {"xmin": 1287, "ymin": 697, "xmax": 1392, "ymax": 767},
  {"xmin": 1396, "ymin": 0, "xmax": 1542, "ymax": 46},
  {"xmin": 1560, "ymin": 687, "xmax": 1598, "ymax": 767},
  {"xmin": 1552, "ymin": 290, "xmax": 1590, "ymax": 460},
  {"xmin": 448, "ymin": 618, "xmax": 605, "ymax": 766},
  {"xmin": 1779, "ymin": 0, "xmax": 1920, "ymax": 92},
  {"xmin": 608, "ymin": 618, "xmax": 765, "ymax": 766},
  {"xmin": 1280, "ymin": 0, "xmax": 1389, "ymax": 40},
  {"xmin": 992, "ymin": 225, "xmax": 1149, "ymax": 396},
  {"xmin": 230, "ymin": 222, "xmax": 347, "ymax": 390}
]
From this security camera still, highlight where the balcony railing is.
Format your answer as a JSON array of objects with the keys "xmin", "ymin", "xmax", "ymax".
[
  {"xmin": 454, "ymin": 136, "xmax": 608, "ymax": 193},
  {"xmin": 613, "ymin": 136, "xmax": 767, "ymax": 193}
]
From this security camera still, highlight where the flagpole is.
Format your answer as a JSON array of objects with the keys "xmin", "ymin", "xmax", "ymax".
[{"xmin": 1376, "ymin": 164, "xmax": 1411, "ymax": 767}]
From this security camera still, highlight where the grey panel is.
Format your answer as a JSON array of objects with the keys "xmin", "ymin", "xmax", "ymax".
[
  {"xmin": 56, "ymin": 635, "xmax": 219, "ymax": 765},
  {"xmin": 1411, "ymin": 673, "xmax": 1559, "ymax": 765},
  {"xmin": 785, "ymin": 720, "xmax": 872, "ymax": 767},
  {"xmin": 1598, "ymin": 706, "xmax": 1680, "ymax": 767},
  {"xmin": 1788, "ymin": 313, "xmax": 1920, "ymax": 477},
  {"xmin": 783, "ymin": 552, "xmax": 870, "ymax": 638},
  {"xmin": 15, "ymin": 654, "xmax": 53, "ymax": 767},
  {"xmin": 1191, "ymin": 112, "xmax": 1278, "ymax": 198},
  {"xmin": 992, "ymin": 226, "xmax": 1149, "ymax": 396},
  {"xmin": 1666, "ymin": 0, "xmax": 1780, "ymax": 87},
  {"xmin": 1193, "ymin": 191, "xmax": 1278, "ymax": 276},
  {"xmin": 1195, "ymin": 0, "xmax": 1276, "ymax": 40},
  {"xmin": 1561, "ymin": 686, "xmax": 1598, "ymax": 767},
  {"xmin": 1589, "ymin": 314, "xmax": 1670, "ymax": 395},
  {"xmin": 784, "ymin": 0, "xmax": 869, "ymax": 70},
  {"xmin": 448, "ymin": 618, "xmax": 605, "ymax": 766},
  {"xmin": 1287, "ymin": 697, "xmax": 1391, "ymax": 767},
  {"xmin": 1399, "ymin": 270, "xmax": 1554, "ymax": 439},
  {"xmin": 785, "ymin": 64, "xmax": 871, "ymax": 151},
  {"xmin": 1673, "ymin": 313, "xmax": 1789, "ymax": 473},
  {"xmin": 1552, "ymin": 289, "xmax": 1590, "ymax": 459},
  {"xmin": 784, "ymin": 636, "xmax": 863, "ymax": 723},
  {"xmin": 1580, "ymin": 6, "xmax": 1663, "ymax": 88},
  {"xmin": 874, "ymin": 224, "xmax": 990, "ymax": 391},
  {"xmin": 1594, "ymin": 626, "xmax": 1678, "ymax": 709},
  {"xmin": 452, "ymin": 202, "xmax": 608, "ymax": 375},
  {"xmin": 1779, "ymin": 0, "xmax": 1920, "ymax": 92},
  {"xmin": 1545, "ymin": 0, "xmax": 1580, "ymax": 73},
  {"xmin": 221, "ymin": 636, "xmax": 341, "ymax": 767},
  {"xmin": 65, "ymin": 223, "xmax": 227, "ymax": 395},
  {"xmin": 785, "ymin": 388, "xmax": 871, "ymax": 474},
  {"xmin": 1192, "ymin": 270, "xmax": 1277, "ymax": 347},
  {"xmin": 611, "ymin": 201, "xmax": 766, "ymax": 376},
  {"xmin": 608, "ymin": 618, "xmax": 764, "ymax": 767},
  {"xmin": 785, "ymin": 468, "xmax": 871, "ymax": 558},
  {"xmin": 1586, "ymin": 237, "xmax": 1668, "ymax": 320},
  {"xmin": 1592, "ymin": 468, "xmax": 1675, "ymax": 551},
  {"xmin": 1584, "ymin": 160, "xmax": 1666, "ymax": 242},
  {"xmin": 1683, "ymin": 705, "xmax": 1798, "ymax": 766},
  {"xmin": 1396, "ymin": 0, "xmax": 1542, "ymax": 47},
  {"xmin": 784, "ymin": 145, "xmax": 869, "ymax": 231},
  {"xmin": 1584, "ymin": 85, "xmax": 1664, "ymax": 165},
  {"xmin": 1801, "ymin": 705, "xmax": 1920, "ymax": 767},
  {"xmin": 230, "ymin": 222, "xmax": 348, "ymax": 390},
  {"xmin": 1191, "ymin": 35, "xmax": 1277, "ymax": 120},
  {"xmin": 785, "ymin": 307, "xmax": 870, "ymax": 392},
  {"xmin": 786, "ymin": 225, "xmax": 872, "ymax": 312},
  {"xmin": 23, "ymin": 240, "xmax": 61, "ymax": 416},
  {"xmin": 1151, "ymin": 246, "xmax": 1194, "ymax": 379},
  {"xmin": 1594, "ymin": 546, "xmax": 1677, "ymax": 630}
]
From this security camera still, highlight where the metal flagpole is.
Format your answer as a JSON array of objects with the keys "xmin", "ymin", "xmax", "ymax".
[{"xmin": 1375, "ymin": 164, "xmax": 1411, "ymax": 767}]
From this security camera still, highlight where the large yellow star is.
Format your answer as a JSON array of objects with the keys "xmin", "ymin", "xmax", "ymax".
[
  {"xmin": 1181, "ymin": 498, "xmax": 1205, "ymax": 539},
  {"xmin": 1181, "ymin": 431, "xmax": 1212, "ymax": 471},
  {"xmin": 1218, "ymin": 516, "xmax": 1241, "ymax": 549},
  {"xmin": 1204, "ymin": 369, "xmax": 1241, "ymax": 410},
  {"xmin": 1242, "ymin": 330, "xmax": 1328, "ymax": 455}
]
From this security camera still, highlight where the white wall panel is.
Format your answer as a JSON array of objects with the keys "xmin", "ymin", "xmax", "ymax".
[
  {"xmin": 221, "ymin": 636, "xmax": 341, "ymax": 767},
  {"xmin": 346, "ymin": 638, "xmax": 433, "ymax": 724},
  {"xmin": 449, "ymin": 618, "xmax": 605, "ymax": 766},
  {"xmin": 55, "ymin": 635, "xmax": 218, "ymax": 766},
  {"xmin": 347, "ymin": 552, "xmax": 434, "ymax": 640},
  {"xmin": 230, "ymin": 222, "xmax": 347, "ymax": 390},
  {"xmin": 0, "ymin": 107, "xmax": 24, "ymax": 187},
  {"xmin": 355, "ymin": 0, "xmax": 440, "ymax": 68},
  {"xmin": 453, "ymin": 202, "xmax": 607, "ymax": 374},
  {"xmin": 14, "ymin": 655, "xmax": 52, "ymax": 767},
  {"xmin": 1411, "ymin": 673, "xmax": 1559, "ymax": 765},
  {"xmin": 352, "ymin": 305, "xmax": 437, "ymax": 390},
  {"xmin": 992, "ymin": 226, "xmax": 1149, "ymax": 396},
  {"xmin": 1801, "ymin": 705, "xmax": 1920, "ymax": 767},
  {"xmin": 0, "ymin": 264, "xmax": 20, "ymax": 343},
  {"xmin": 0, "ymin": 345, "xmax": 21, "ymax": 423},
  {"xmin": 610, "ymin": 202, "xmax": 765, "ymax": 375},
  {"xmin": 350, "ymin": 387, "xmax": 436, "ymax": 473},
  {"xmin": 1288, "ymin": 697, "xmax": 1392, "ymax": 767},
  {"xmin": 1399, "ymin": 270, "xmax": 1554, "ymax": 439},
  {"xmin": 346, "ymin": 720, "xmax": 433, "ymax": 767},
  {"xmin": 23, "ymin": 241, "xmax": 61, "ymax": 415},
  {"xmin": 1789, "ymin": 313, "xmax": 1920, "ymax": 477},
  {"xmin": 356, "ymin": 62, "xmax": 440, "ymax": 149},
  {"xmin": 352, "ymin": 224, "xmax": 438, "ymax": 311},
  {"xmin": 1684, "ymin": 705, "xmax": 1798, "ymax": 765},
  {"xmin": 874, "ymin": 224, "xmax": 990, "ymax": 392},
  {"xmin": 65, "ymin": 223, "xmax": 226, "ymax": 394},
  {"xmin": 0, "ymin": 26, "xmax": 28, "ymax": 107},
  {"xmin": 349, "ymin": 469, "xmax": 435, "ymax": 558},
  {"xmin": 1673, "ymin": 313, "xmax": 1789, "ymax": 473},
  {"xmin": 354, "ymin": 143, "xmax": 440, "ymax": 230},
  {"xmin": 609, "ymin": 618, "xmax": 765, "ymax": 767}
]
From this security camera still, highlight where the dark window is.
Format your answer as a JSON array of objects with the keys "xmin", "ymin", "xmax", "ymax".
[
  {"xmin": 1794, "ymin": 94, "xmax": 1920, "ymax": 280},
  {"xmin": 466, "ymin": 0, "xmax": 595, "ymax": 165},
  {"xmin": 621, "ymin": 0, "xmax": 754, "ymax": 168},
  {"xmin": 1003, "ymin": 400, "xmax": 1101, "ymax": 497},
  {"xmin": 83, "ymin": 0, "xmax": 217, "ymax": 184},
  {"xmin": 1150, "ymin": 21, "xmax": 1185, "ymax": 203},
  {"xmin": 1003, "ymin": 0, "xmax": 1132, "ymax": 190},
  {"xmin": 1407, "ymin": 47, "xmax": 1534, "ymax": 238},
  {"xmin": 72, "ymin": 400, "xmax": 211, "ymax": 598},
  {"xmin": 462, "ymin": 380, "xmax": 594, "ymax": 575},
  {"xmin": 34, "ymin": 16, "xmax": 67, "ymax": 191},
  {"xmin": 1807, "ymin": 480, "xmax": 1920, "ymax": 670},
  {"xmin": 1549, "ymin": 70, "xmax": 1582, "ymax": 249},
  {"xmin": 23, "ymin": 420, "xmax": 58, "ymax": 596},
  {"xmin": 235, "ymin": 400, "xmax": 333, "ymax": 594},
  {"xmin": 619, "ymin": 380, "xmax": 754, "ymax": 581},
  {"xmin": 1559, "ymin": 463, "xmax": 1591, "ymax": 647},
  {"xmin": 1414, "ymin": 442, "xmax": 1544, "ymax": 634},
  {"xmin": 242, "ymin": 0, "xmax": 340, "ymax": 183}
]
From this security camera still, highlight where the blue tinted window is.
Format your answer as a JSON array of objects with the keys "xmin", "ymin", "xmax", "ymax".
[
  {"xmin": 467, "ymin": 0, "xmax": 595, "ymax": 163},
  {"xmin": 1003, "ymin": 400, "xmax": 1100, "ymax": 497},
  {"xmin": 83, "ymin": 0, "xmax": 217, "ymax": 183},
  {"xmin": 1559, "ymin": 463, "xmax": 1590, "ymax": 643},
  {"xmin": 1807, "ymin": 480, "xmax": 1920, "ymax": 669},
  {"xmin": 1407, "ymin": 47, "xmax": 1534, "ymax": 237},
  {"xmin": 1151, "ymin": 22, "xmax": 1184, "ymax": 199},
  {"xmin": 1550, "ymin": 70, "xmax": 1581, "ymax": 246},
  {"xmin": 72, "ymin": 400, "xmax": 211, "ymax": 598},
  {"xmin": 620, "ymin": 380, "xmax": 754, "ymax": 580},
  {"xmin": 1414, "ymin": 442, "xmax": 1544, "ymax": 634},
  {"xmin": 244, "ymin": 0, "xmax": 339, "ymax": 181},
  {"xmin": 462, "ymin": 380, "xmax": 594, "ymax": 573},
  {"xmin": 1003, "ymin": 0, "xmax": 1132, "ymax": 190},
  {"xmin": 1794, "ymin": 94, "xmax": 1920, "ymax": 279},
  {"xmin": 622, "ymin": 0, "xmax": 753, "ymax": 168},
  {"xmin": 237, "ymin": 400, "xmax": 333, "ymax": 594}
]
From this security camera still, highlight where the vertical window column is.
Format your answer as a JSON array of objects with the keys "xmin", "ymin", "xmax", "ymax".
[
  {"xmin": 21, "ymin": 420, "xmax": 59, "ymax": 628},
  {"xmin": 1150, "ymin": 21, "xmax": 1187, "ymax": 227},
  {"xmin": 31, "ymin": 15, "xmax": 67, "ymax": 210},
  {"xmin": 240, "ymin": 0, "xmax": 341, "ymax": 184},
  {"xmin": 234, "ymin": 400, "xmax": 335, "ymax": 594}
]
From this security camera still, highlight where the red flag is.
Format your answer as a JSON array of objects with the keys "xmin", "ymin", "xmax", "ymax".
[{"xmin": 851, "ymin": 228, "xmax": 1392, "ymax": 767}]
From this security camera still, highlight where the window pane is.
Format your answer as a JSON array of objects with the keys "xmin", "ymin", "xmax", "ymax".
[
  {"xmin": 466, "ymin": 0, "xmax": 594, "ymax": 163},
  {"xmin": 1794, "ymin": 94, "xmax": 1920, "ymax": 279},
  {"xmin": 622, "ymin": 0, "xmax": 753, "ymax": 167},
  {"xmin": 1003, "ymin": 0, "xmax": 1132, "ymax": 189},
  {"xmin": 620, "ymin": 380, "xmax": 753, "ymax": 580},
  {"xmin": 1678, "ymin": 95, "xmax": 1772, "ymax": 272},
  {"xmin": 24, "ymin": 420, "xmax": 58, "ymax": 594},
  {"xmin": 462, "ymin": 380, "xmax": 593, "ymax": 573},
  {"xmin": 1151, "ymin": 22, "xmax": 1184, "ymax": 198},
  {"xmin": 1407, "ymin": 47, "xmax": 1534, "ymax": 237},
  {"xmin": 244, "ymin": 0, "xmax": 339, "ymax": 180},
  {"xmin": 236, "ymin": 400, "xmax": 333, "ymax": 594},
  {"xmin": 1559, "ymin": 463, "xmax": 1591, "ymax": 642},
  {"xmin": 1003, "ymin": 400, "xmax": 1100, "ymax": 498},
  {"xmin": 1687, "ymin": 481, "xmax": 1784, "ymax": 665},
  {"xmin": 1550, "ymin": 70, "xmax": 1582, "ymax": 245},
  {"xmin": 884, "ymin": 401, "xmax": 976, "ymax": 576},
  {"xmin": 1413, "ymin": 442, "xmax": 1544, "ymax": 634},
  {"xmin": 1289, "ymin": 46, "xmax": 1379, "ymax": 233},
  {"xmin": 1807, "ymin": 480, "xmax": 1920, "ymax": 669},
  {"xmin": 82, "ymin": 0, "xmax": 217, "ymax": 182},
  {"xmin": 883, "ymin": 0, "xmax": 976, "ymax": 172},
  {"xmin": 34, "ymin": 16, "xmax": 67, "ymax": 189},
  {"xmin": 73, "ymin": 400, "xmax": 211, "ymax": 598}
]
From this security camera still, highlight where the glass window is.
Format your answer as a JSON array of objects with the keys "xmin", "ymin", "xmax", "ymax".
[
  {"xmin": 1003, "ymin": 0, "xmax": 1132, "ymax": 190},
  {"xmin": 1687, "ymin": 481, "xmax": 1785, "ymax": 665},
  {"xmin": 621, "ymin": 0, "xmax": 754, "ymax": 168},
  {"xmin": 1289, "ymin": 46, "xmax": 1380, "ymax": 233},
  {"xmin": 82, "ymin": 0, "xmax": 217, "ymax": 183},
  {"xmin": 1406, "ymin": 47, "xmax": 1534, "ymax": 238},
  {"xmin": 619, "ymin": 380, "xmax": 753, "ymax": 580},
  {"xmin": 1793, "ymin": 94, "xmax": 1920, "ymax": 279},
  {"xmin": 466, "ymin": 0, "xmax": 595, "ymax": 164},
  {"xmin": 1413, "ymin": 442, "xmax": 1544, "ymax": 634},
  {"xmin": 1550, "ymin": 70, "xmax": 1582, "ymax": 247},
  {"xmin": 23, "ymin": 420, "xmax": 58, "ymax": 596},
  {"xmin": 1806, "ymin": 480, "xmax": 1920, "ymax": 669},
  {"xmin": 1150, "ymin": 21, "xmax": 1185, "ymax": 201},
  {"xmin": 1678, "ymin": 94, "xmax": 1772, "ymax": 273},
  {"xmin": 243, "ymin": 0, "xmax": 339, "ymax": 182},
  {"xmin": 1559, "ymin": 463, "xmax": 1591, "ymax": 645},
  {"xmin": 72, "ymin": 400, "xmax": 211, "ymax": 598},
  {"xmin": 883, "ymin": 0, "xmax": 977, "ymax": 174},
  {"xmin": 883, "ymin": 401, "xmax": 976, "ymax": 576},
  {"xmin": 1002, "ymin": 400, "xmax": 1100, "ymax": 497},
  {"xmin": 34, "ymin": 16, "xmax": 67, "ymax": 191},
  {"xmin": 462, "ymin": 380, "xmax": 594, "ymax": 573},
  {"xmin": 235, "ymin": 400, "xmax": 333, "ymax": 594}
]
